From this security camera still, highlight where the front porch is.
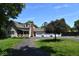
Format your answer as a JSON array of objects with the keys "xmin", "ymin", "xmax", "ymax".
[{"xmin": 17, "ymin": 28, "xmax": 30, "ymax": 37}]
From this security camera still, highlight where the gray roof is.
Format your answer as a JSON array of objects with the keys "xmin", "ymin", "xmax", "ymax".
[
  {"xmin": 10, "ymin": 20, "xmax": 30, "ymax": 31},
  {"xmin": 14, "ymin": 21, "xmax": 29, "ymax": 28},
  {"xmin": 18, "ymin": 28, "xmax": 29, "ymax": 31}
]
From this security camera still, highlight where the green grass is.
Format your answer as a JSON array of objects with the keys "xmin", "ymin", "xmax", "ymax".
[
  {"xmin": 35, "ymin": 38, "xmax": 79, "ymax": 56},
  {"xmin": 0, "ymin": 37, "xmax": 23, "ymax": 55}
]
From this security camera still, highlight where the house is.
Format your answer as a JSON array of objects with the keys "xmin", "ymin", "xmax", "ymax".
[
  {"xmin": 6, "ymin": 20, "xmax": 36, "ymax": 37},
  {"xmin": 6, "ymin": 20, "xmax": 61, "ymax": 38}
]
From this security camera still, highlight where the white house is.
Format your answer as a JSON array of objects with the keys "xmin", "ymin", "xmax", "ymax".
[{"xmin": 6, "ymin": 21, "xmax": 34, "ymax": 37}]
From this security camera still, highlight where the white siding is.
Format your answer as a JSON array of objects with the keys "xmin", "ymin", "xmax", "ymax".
[{"xmin": 10, "ymin": 27, "xmax": 18, "ymax": 37}]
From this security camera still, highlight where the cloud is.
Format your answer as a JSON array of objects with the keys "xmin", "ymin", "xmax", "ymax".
[{"xmin": 54, "ymin": 4, "xmax": 69, "ymax": 9}]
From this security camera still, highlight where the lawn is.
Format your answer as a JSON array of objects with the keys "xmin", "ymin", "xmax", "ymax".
[
  {"xmin": 35, "ymin": 38, "xmax": 79, "ymax": 56},
  {"xmin": 0, "ymin": 37, "xmax": 23, "ymax": 55}
]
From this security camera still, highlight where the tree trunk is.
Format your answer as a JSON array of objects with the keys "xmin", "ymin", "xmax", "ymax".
[{"xmin": 54, "ymin": 33, "xmax": 56, "ymax": 40}]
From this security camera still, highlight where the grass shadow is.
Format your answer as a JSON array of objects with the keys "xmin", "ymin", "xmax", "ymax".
[
  {"xmin": 0, "ymin": 37, "xmax": 9, "ymax": 40},
  {"xmin": 3, "ymin": 46, "xmax": 50, "ymax": 56},
  {"xmin": 0, "ymin": 49, "xmax": 2, "ymax": 55},
  {"xmin": 39, "ymin": 46, "xmax": 56, "ymax": 55},
  {"xmin": 0, "ymin": 46, "xmax": 65, "ymax": 56},
  {"xmin": 39, "ymin": 46, "xmax": 66, "ymax": 56}
]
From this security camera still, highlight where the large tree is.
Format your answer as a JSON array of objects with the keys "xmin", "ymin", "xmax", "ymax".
[
  {"xmin": 46, "ymin": 18, "xmax": 70, "ymax": 40},
  {"xmin": 54, "ymin": 18, "xmax": 70, "ymax": 33},
  {"xmin": 0, "ymin": 3, "xmax": 25, "ymax": 38}
]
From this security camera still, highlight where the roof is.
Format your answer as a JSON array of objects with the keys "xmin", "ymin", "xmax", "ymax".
[
  {"xmin": 18, "ymin": 28, "xmax": 29, "ymax": 31},
  {"xmin": 14, "ymin": 21, "xmax": 29, "ymax": 28},
  {"xmin": 9, "ymin": 20, "xmax": 30, "ymax": 31}
]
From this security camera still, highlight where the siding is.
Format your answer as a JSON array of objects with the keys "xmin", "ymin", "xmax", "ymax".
[{"xmin": 10, "ymin": 27, "xmax": 18, "ymax": 37}]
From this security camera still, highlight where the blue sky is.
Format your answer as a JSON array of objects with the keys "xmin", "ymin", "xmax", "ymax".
[{"xmin": 15, "ymin": 3, "xmax": 79, "ymax": 27}]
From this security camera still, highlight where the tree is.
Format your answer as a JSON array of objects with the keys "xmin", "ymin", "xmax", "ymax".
[
  {"xmin": 74, "ymin": 20, "xmax": 79, "ymax": 32},
  {"xmin": 55, "ymin": 18, "xmax": 71, "ymax": 33},
  {"xmin": 0, "ymin": 3, "xmax": 25, "ymax": 38},
  {"xmin": 25, "ymin": 20, "xmax": 38, "ymax": 28},
  {"xmin": 70, "ymin": 27, "xmax": 76, "ymax": 32},
  {"xmin": 46, "ymin": 18, "xmax": 70, "ymax": 40},
  {"xmin": 45, "ymin": 21, "xmax": 54, "ymax": 33},
  {"xmin": 25, "ymin": 20, "xmax": 33, "ymax": 24},
  {"xmin": 0, "ymin": 4, "xmax": 25, "ymax": 19},
  {"xmin": 41, "ymin": 22, "xmax": 48, "ymax": 28}
]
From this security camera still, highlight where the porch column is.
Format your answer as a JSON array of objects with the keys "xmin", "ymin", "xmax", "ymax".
[
  {"xmin": 29, "ymin": 24, "xmax": 31, "ymax": 38},
  {"xmin": 23, "ymin": 31, "xmax": 24, "ymax": 37}
]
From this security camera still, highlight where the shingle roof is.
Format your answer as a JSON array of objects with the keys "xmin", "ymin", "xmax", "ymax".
[
  {"xmin": 18, "ymin": 28, "xmax": 29, "ymax": 31},
  {"xmin": 14, "ymin": 21, "xmax": 29, "ymax": 28},
  {"xmin": 10, "ymin": 20, "xmax": 30, "ymax": 31}
]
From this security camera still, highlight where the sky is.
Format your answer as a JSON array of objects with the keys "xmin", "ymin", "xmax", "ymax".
[{"xmin": 15, "ymin": 3, "xmax": 79, "ymax": 27}]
